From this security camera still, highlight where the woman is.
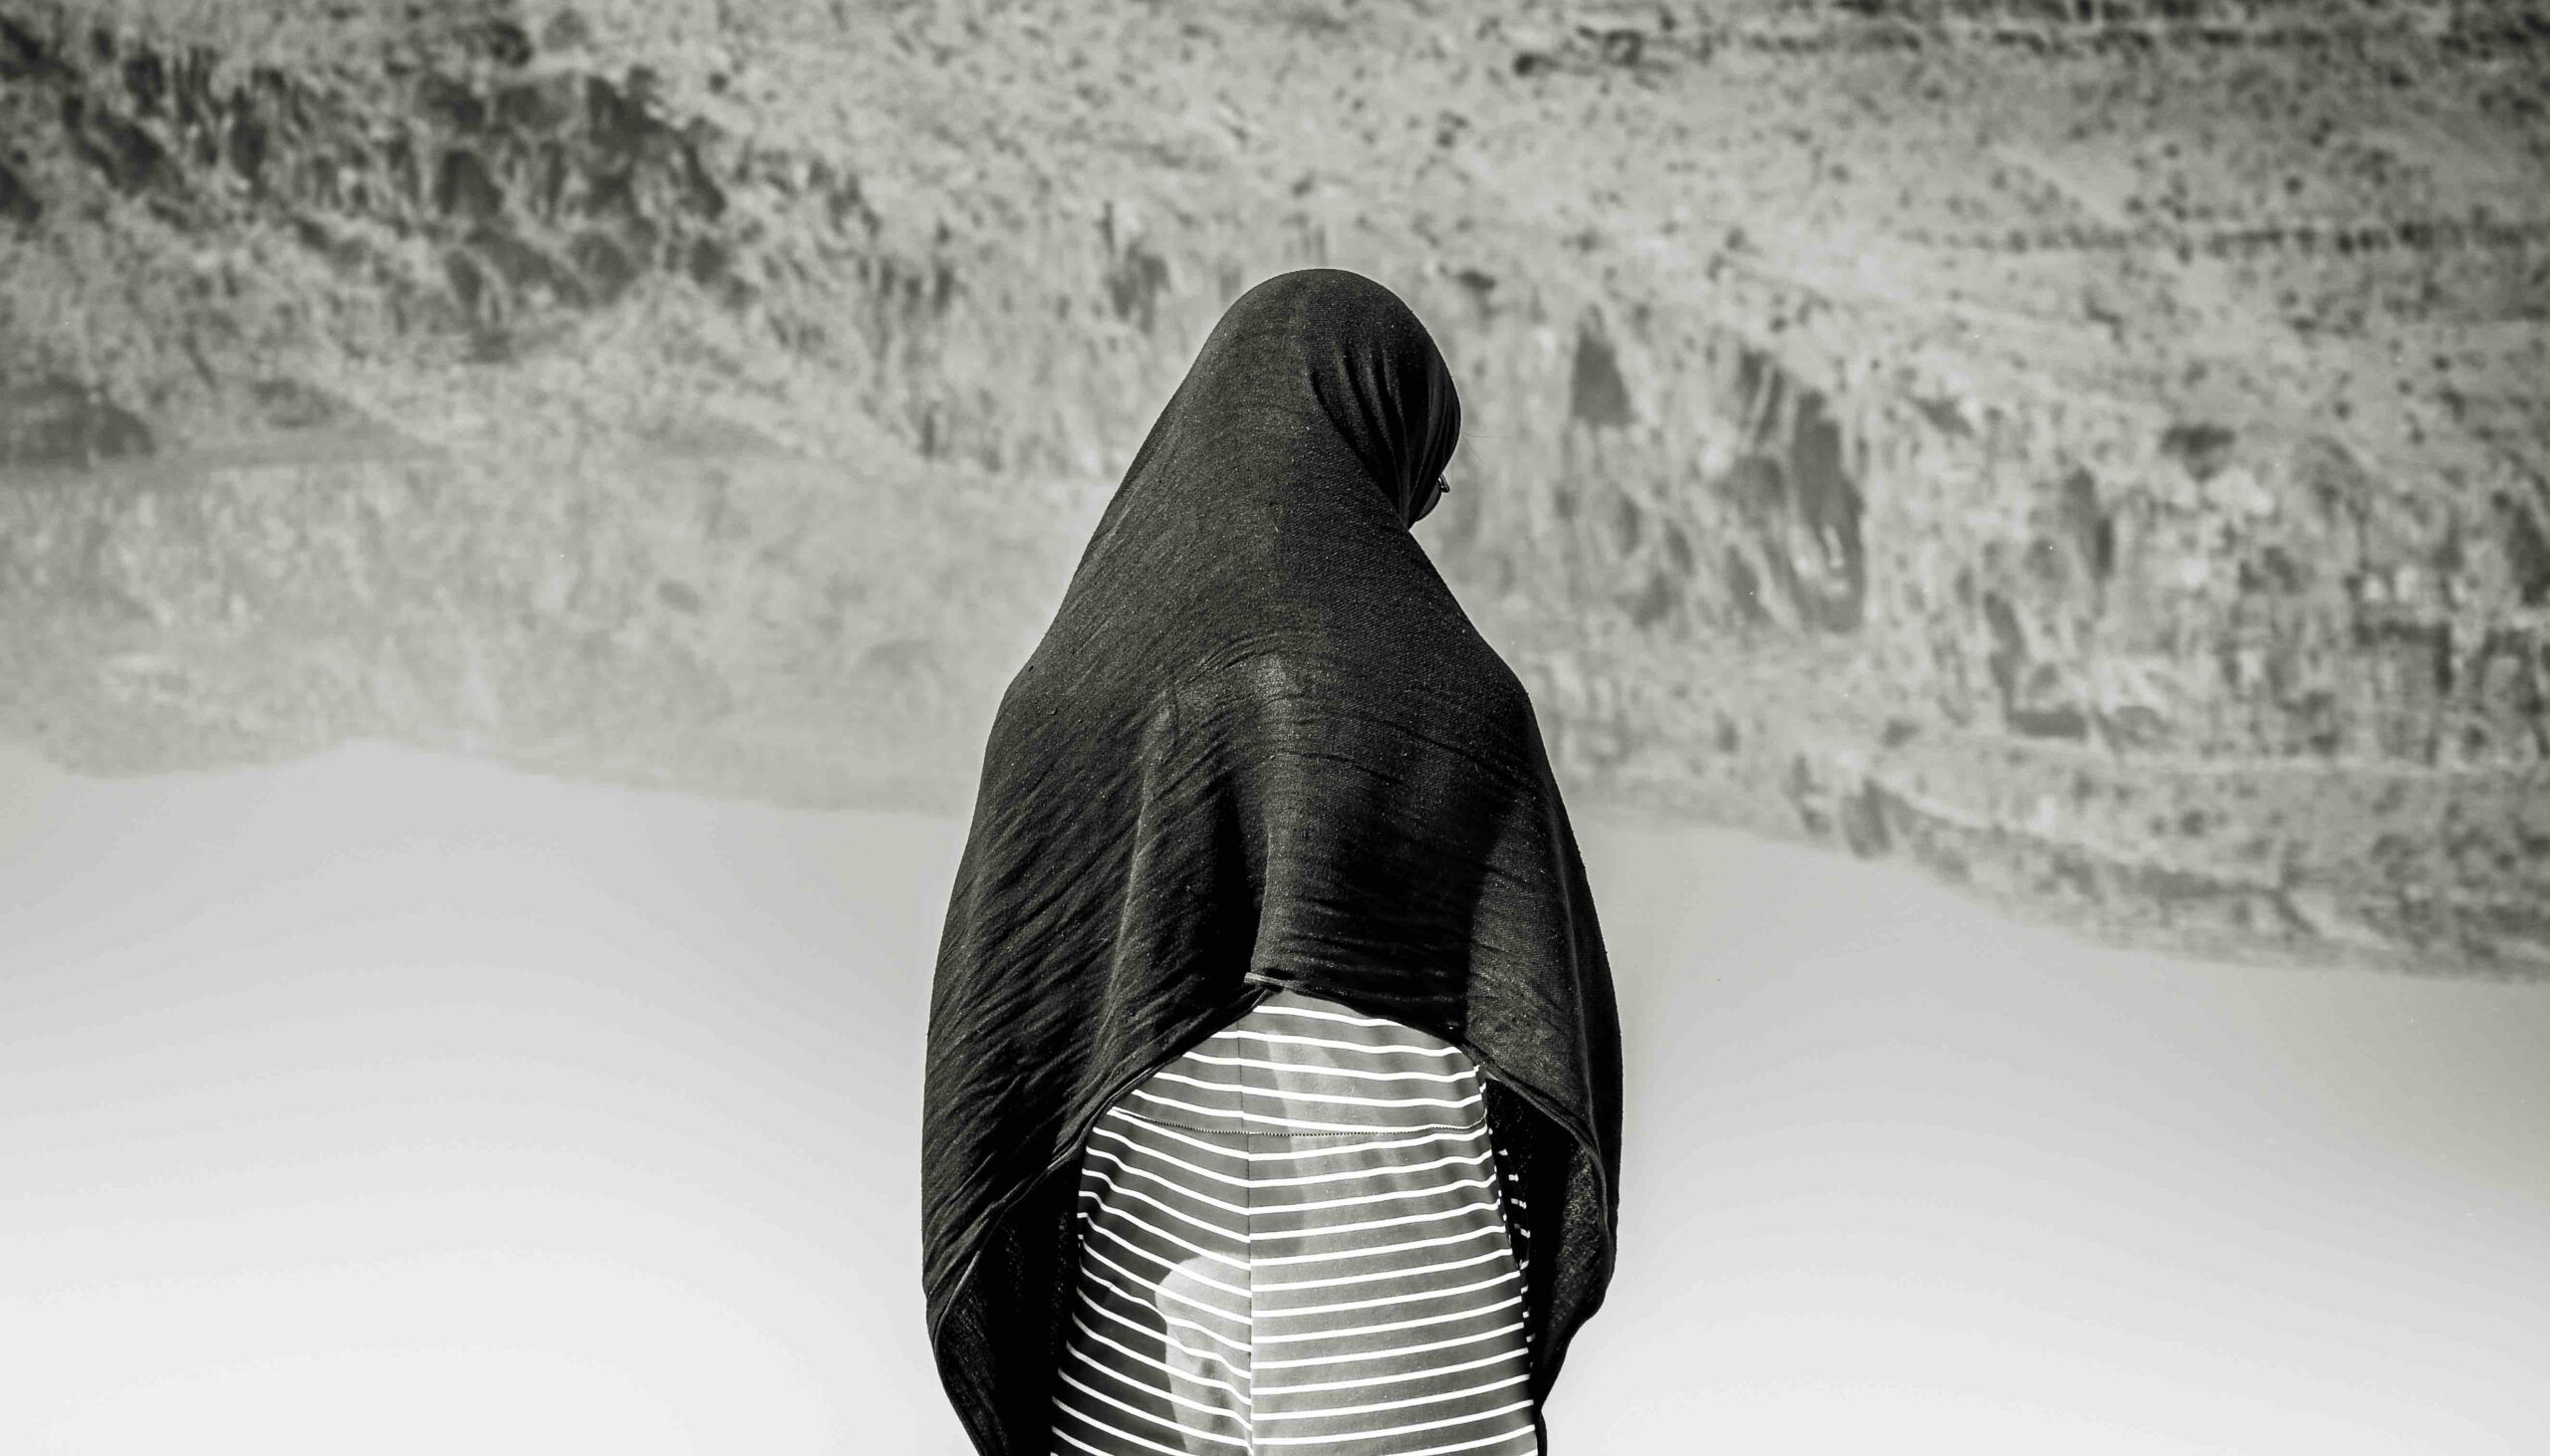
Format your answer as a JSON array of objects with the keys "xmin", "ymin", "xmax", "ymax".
[{"xmin": 921, "ymin": 268, "xmax": 1622, "ymax": 1454}]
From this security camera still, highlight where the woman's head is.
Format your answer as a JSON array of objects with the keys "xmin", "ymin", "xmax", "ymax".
[
  {"xmin": 1171, "ymin": 269, "xmax": 1463, "ymax": 529},
  {"xmin": 1055, "ymin": 267, "xmax": 1472, "ymax": 656}
]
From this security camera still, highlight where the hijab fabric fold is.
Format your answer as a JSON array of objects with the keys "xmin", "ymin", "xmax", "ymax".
[{"xmin": 920, "ymin": 268, "xmax": 1623, "ymax": 1454}]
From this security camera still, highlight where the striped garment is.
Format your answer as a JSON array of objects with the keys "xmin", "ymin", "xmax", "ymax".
[{"xmin": 1052, "ymin": 987, "xmax": 1540, "ymax": 1456}]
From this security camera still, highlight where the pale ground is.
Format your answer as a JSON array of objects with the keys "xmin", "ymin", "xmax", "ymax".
[{"xmin": 1, "ymin": 741, "xmax": 2543, "ymax": 1455}]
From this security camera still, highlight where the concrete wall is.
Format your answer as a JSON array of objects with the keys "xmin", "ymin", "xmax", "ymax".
[{"xmin": 3, "ymin": 0, "xmax": 2545, "ymax": 976}]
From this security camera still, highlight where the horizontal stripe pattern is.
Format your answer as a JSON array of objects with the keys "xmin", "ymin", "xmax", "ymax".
[{"xmin": 1054, "ymin": 989, "xmax": 1538, "ymax": 1456}]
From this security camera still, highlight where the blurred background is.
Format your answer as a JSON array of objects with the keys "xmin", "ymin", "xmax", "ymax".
[{"xmin": 2, "ymin": 0, "xmax": 2545, "ymax": 1451}]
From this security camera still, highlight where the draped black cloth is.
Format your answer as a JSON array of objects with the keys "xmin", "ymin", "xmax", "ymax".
[{"xmin": 919, "ymin": 268, "xmax": 1622, "ymax": 1454}]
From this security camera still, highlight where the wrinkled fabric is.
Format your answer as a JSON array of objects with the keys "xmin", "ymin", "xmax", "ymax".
[{"xmin": 920, "ymin": 268, "xmax": 1622, "ymax": 1456}]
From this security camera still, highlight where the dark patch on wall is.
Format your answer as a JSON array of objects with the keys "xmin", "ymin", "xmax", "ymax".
[
  {"xmin": 1787, "ymin": 388, "xmax": 1866, "ymax": 629},
  {"xmin": 0, "ymin": 155, "xmax": 40, "ymax": 225},
  {"xmin": 1839, "ymin": 779, "xmax": 1893, "ymax": 857},
  {"xmin": 2461, "ymin": 626, "xmax": 2549, "ymax": 759},
  {"xmin": 246, "ymin": 377, "xmax": 348, "ymax": 430},
  {"xmin": 1661, "ymin": 518, "xmax": 1694, "ymax": 577},
  {"xmin": 2240, "ymin": 543, "xmax": 2309, "ymax": 595},
  {"xmin": 1981, "ymin": 590, "xmax": 2026, "ymax": 710},
  {"xmin": 1911, "ymin": 393, "xmax": 1971, "ymax": 436},
  {"xmin": 568, "ymin": 231, "xmax": 637, "ymax": 302},
  {"xmin": 2494, "ymin": 490, "xmax": 2550, "ymax": 606},
  {"xmin": 1724, "ymin": 546, "xmax": 1771, "ymax": 626},
  {"xmin": 0, "ymin": 377, "xmax": 154, "ymax": 468},
  {"xmin": 433, "ymin": 145, "xmax": 502, "ymax": 218},
  {"xmin": 1626, "ymin": 567, "xmax": 1674, "ymax": 628},
  {"xmin": 685, "ymin": 236, "xmax": 731, "ymax": 290},
  {"xmin": 1600, "ymin": 482, "xmax": 1643, "ymax": 558},
  {"xmin": 461, "ymin": 17, "xmax": 535, "ymax": 71},
  {"xmin": 2160, "ymin": 421, "xmax": 2237, "ymax": 482},
  {"xmin": 1569, "ymin": 322, "xmax": 1634, "ymax": 428},
  {"xmin": 1713, "ymin": 347, "xmax": 1868, "ymax": 633},
  {"xmin": 120, "ymin": 47, "xmax": 165, "ymax": 115},
  {"xmin": 2055, "ymin": 466, "xmax": 2114, "ymax": 582},
  {"xmin": 417, "ymin": 74, "xmax": 487, "ymax": 131},
  {"xmin": 61, "ymin": 89, "xmax": 171, "ymax": 190},
  {"xmin": 0, "ymin": 16, "xmax": 69, "ymax": 81},
  {"xmin": 1104, "ymin": 239, "xmax": 1171, "ymax": 334},
  {"xmin": 2350, "ymin": 615, "xmax": 2457, "ymax": 761},
  {"xmin": 1720, "ymin": 452, "xmax": 1784, "ymax": 523},
  {"xmin": 479, "ymin": 226, "xmax": 587, "ymax": 306},
  {"xmin": 1783, "ymin": 755, "xmax": 1827, "ymax": 837},
  {"xmin": 2009, "ymin": 693, "xmax": 2090, "ymax": 741}
]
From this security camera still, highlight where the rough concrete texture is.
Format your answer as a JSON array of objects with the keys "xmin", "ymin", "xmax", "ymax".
[{"xmin": 2, "ymin": 0, "xmax": 2546, "ymax": 978}]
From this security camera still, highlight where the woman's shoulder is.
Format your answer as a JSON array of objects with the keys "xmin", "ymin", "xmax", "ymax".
[{"xmin": 1171, "ymin": 631, "xmax": 1533, "ymax": 724}]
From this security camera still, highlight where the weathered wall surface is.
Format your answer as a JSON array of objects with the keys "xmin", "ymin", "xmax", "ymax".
[{"xmin": 3, "ymin": 0, "xmax": 2546, "ymax": 977}]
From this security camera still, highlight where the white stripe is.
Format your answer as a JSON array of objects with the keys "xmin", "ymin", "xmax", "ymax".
[
  {"xmin": 1069, "ymin": 1310, "xmax": 1250, "ymax": 1390},
  {"xmin": 1079, "ymin": 1200, "xmax": 1252, "ymax": 1283},
  {"xmin": 1053, "ymin": 1402, "xmax": 1234, "ymax": 1456},
  {"xmin": 1253, "ymin": 1320, "xmax": 1530, "ymax": 1370},
  {"xmin": 1077, "ymin": 1244, "xmax": 1251, "ymax": 1335},
  {"xmin": 1082, "ymin": 1167, "xmax": 1508, "ymax": 1252},
  {"xmin": 1256, "ymin": 1371, "xmax": 1530, "ymax": 1422},
  {"xmin": 1252, "ymin": 1293, "xmax": 1525, "ymax": 1344},
  {"xmin": 1053, "ymin": 1420, "xmax": 1164, "ymax": 1456},
  {"xmin": 1260, "ymin": 1269, "xmax": 1517, "ymax": 1320},
  {"xmin": 1068, "ymin": 1340, "xmax": 1252, "ymax": 1429},
  {"xmin": 1145, "ymin": 1071, "xmax": 1485, "ymax": 1112},
  {"xmin": 1379, "ymin": 1426, "xmax": 1544, "ymax": 1456},
  {"xmin": 1081, "ymin": 1149, "xmax": 1250, "ymax": 1216},
  {"xmin": 1254, "ymin": 1397, "xmax": 1530, "ymax": 1448},
  {"xmin": 1254, "ymin": 1347, "xmax": 1523, "ymax": 1395},
  {"xmin": 1250, "ymin": 1224, "xmax": 1507, "ymax": 1268},
  {"xmin": 1248, "ymin": 1003, "xmax": 1415, "ymax": 1029},
  {"xmin": 1252, "ymin": 1397, "xmax": 1536, "ymax": 1445},
  {"xmin": 1244, "ymin": 1175, "xmax": 1502, "ymax": 1218},
  {"xmin": 1094, "ymin": 1127, "xmax": 1492, "ymax": 1191},
  {"xmin": 1180, "ymin": 1051, "xmax": 1479, "ymax": 1083},
  {"xmin": 1255, "ymin": 1246, "xmax": 1509, "ymax": 1292},
  {"xmin": 1212, "ymin": 1029, "xmax": 1467, "ymax": 1058},
  {"xmin": 1051, "ymin": 1396, "xmax": 1246, "ymax": 1456},
  {"xmin": 1055, "ymin": 1368, "xmax": 1252, "ymax": 1449},
  {"xmin": 1076, "ymin": 1279, "xmax": 1251, "ymax": 1363},
  {"xmin": 1127, "ymin": 1089, "xmax": 1474, "ymax": 1133},
  {"xmin": 1244, "ymin": 1198, "xmax": 1505, "ymax": 1243},
  {"xmin": 1105, "ymin": 1108, "xmax": 1487, "ymax": 1163}
]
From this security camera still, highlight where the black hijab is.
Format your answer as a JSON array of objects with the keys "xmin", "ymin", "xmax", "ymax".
[{"xmin": 919, "ymin": 268, "xmax": 1621, "ymax": 1454}]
